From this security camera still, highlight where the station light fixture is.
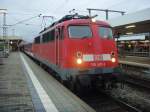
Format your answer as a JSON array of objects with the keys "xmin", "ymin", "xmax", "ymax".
[
  {"xmin": 125, "ymin": 24, "xmax": 136, "ymax": 29},
  {"xmin": 126, "ymin": 32, "xmax": 133, "ymax": 35},
  {"xmin": 10, "ymin": 41, "xmax": 13, "ymax": 44},
  {"xmin": 0, "ymin": 9, "xmax": 7, "ymax": 14}
]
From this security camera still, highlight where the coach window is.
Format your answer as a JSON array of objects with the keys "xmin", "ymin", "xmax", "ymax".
[
  {"xmin": 34, "ymin": 36, "xmax": 40, "ymax": 44},
  {"xmin": 43, "ymin": 33, "xmax": 47, "ymax": 43},
  {"xmin": 45, "ymin": 30, "xmax": 55, "ymax": 42},
  {"xmin": 51, "ymin": 29, "xmax": 55, "ymax": 41},
  {"xmin": 98, "ymin": 27, "xmax": 113, "ymax": 39},
  {"xmin": 58, "ymin": 27, "xmax": 64, "ymax": 40},
  {"xmin": 68, "ymin": 25, "xmax": 92, "ymax": 38},
  {"xmin": 47, "ymin": 31, "xmax": 51, "ymax": 41}
]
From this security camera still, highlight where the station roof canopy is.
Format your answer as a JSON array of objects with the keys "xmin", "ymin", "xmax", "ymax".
[
  {"xmin": 19, "ymin": 40, "xmax": 30, "ymax": 46},
  {"xmin": 108, "ymin": 8, "xmax": 150, "ymax": 36},
  {"xmin": 0, "ymin": 36, "xmax": 22, "ymax": 40}
]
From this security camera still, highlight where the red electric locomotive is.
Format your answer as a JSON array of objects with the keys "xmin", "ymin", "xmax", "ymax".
[{"xmin": 27, "ymin": 14, "xmax": 119, "ymax": 90}]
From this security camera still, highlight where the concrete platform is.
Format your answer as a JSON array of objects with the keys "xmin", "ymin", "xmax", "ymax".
[
  {"xmin": 0, "ymin": 51, "xmax": 3, "ymax": 58},
  {"xmin": 0, "ymin": 52, "xmax": 34, "ymax": 112},
  {"xmin": 119, "ymin": 56, "xmax": 150, "ymax": 68},
  {"xmin": 0, "ymin": 52, "xmax": 95, "ymax": 112}
]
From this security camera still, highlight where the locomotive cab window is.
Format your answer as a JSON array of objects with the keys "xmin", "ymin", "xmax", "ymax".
[
  {"xmin": 98, "ymin": 27, "xmax": 113, "ymax": 39},
  {"xmin": 68, "ymin": 25, "xmax": 92, "ymax": 38}
]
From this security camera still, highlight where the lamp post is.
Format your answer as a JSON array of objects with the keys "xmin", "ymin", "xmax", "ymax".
[
  {"xmin": 1, "ymin": 13, "xmax": 42, "ymax": 53},
  {"xmin": 149, "ymin": 38, "xmax": 150, "ymax": 57},
  {"xmin": 0, "ymin": 9, "xmax": 7, "ymax": 57}
]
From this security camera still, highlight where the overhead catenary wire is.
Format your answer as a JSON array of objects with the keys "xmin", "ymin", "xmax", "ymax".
[
  {"xmin": 8, "ymin": 12, "xmax": 36, "ymax": 16},
  {"xmin": 9, "ymin": 14, "xmax": 42, "ymax": 27}
]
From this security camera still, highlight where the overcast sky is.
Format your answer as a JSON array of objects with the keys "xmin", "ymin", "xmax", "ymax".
[{"xmin": 0, "ymin": 0, "xmax": 150, "ymax": 42}]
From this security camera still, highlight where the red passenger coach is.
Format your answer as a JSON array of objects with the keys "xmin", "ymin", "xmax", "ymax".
[{"xmin": 29, "ymin": 14, "xmax": 119, "ymax": 89}]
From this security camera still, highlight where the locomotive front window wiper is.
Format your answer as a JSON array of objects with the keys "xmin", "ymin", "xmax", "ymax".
[{"xmin": 81, "ymin": 36, "xmax": 90, "ymax": 39}]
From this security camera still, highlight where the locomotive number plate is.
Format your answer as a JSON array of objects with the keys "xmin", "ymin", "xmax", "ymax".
[
  {"xmin": 83, "ymin": 55, "xmax": 94, "ymax": 62},
  {"xmin": 102, "ymin": 54, "xmax": 111, "ymax": 61},
  {"xmin": 83, "ymin": 54, "xmax": 111, "ymax": 61}
]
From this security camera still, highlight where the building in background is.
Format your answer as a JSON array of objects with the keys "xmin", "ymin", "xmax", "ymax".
[
  {"xmin": 108, "ymin": 8, "xmax": 150, "ymax": 57},
  {"xmin": 0, "ymin": 36, "xmax": 22, "ymax": 51}
]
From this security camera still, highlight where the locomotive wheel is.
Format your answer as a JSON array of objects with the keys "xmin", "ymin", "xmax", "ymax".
[
  {"xmin": 105, "ymin": 82, "xmax": 112, "ymax": 90},
  {"xmin": 69, "ymin": 81, "xmax": 75, "ymax": 92},
  {"xmin": 61, "ymin": 80, "xmax": 69, "ymax": 88},
  {"xmin": 74, "ymin": 77, "xmax": 83, "ymax": 96},
  {"xmin": 67, "ymin": 76, "xmax": 75, "ymax": 92}
]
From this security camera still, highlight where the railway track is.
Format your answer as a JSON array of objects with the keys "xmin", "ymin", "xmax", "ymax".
[
  {"xmin": 121, "ymin": 73, "xmax": 150, "ymax": 90},
  {"xmin": 119, "ymin": 61, "xmax": 150, "ymax": 90},
  {"xmin": 78, "ymin": 89, "xmax": 141, "ymax": 112}
]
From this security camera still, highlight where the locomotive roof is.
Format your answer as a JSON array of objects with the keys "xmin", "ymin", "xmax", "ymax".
[
  {"xmin": 39, "ymin": 19, "xmax": 110, "ymax": 35},
  {"xmin": 59, "ymin": 19, "xmax": 110, "ymax": 26},
  {"xmin": 39, "ymin": 14, "xmax": 110, "ymax": 34},
  {"xmin": 56, "ymin": 14, "xmax": 110, "ymax": 26}
]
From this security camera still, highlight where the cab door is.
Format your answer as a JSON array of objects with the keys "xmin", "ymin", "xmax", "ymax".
[{"xmin": 55, "ymin": 27, "xmax": 64, "ymax": 66}]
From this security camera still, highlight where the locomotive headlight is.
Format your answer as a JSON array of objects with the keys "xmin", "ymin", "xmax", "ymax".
[
  {"xmin": 111, "ymin": 57, "xmax": 116, "ymax": 63},
  {"xmin": 91, "ymin": 18, "xmax": 96, "ymax": 22},
  {"xmin": 77, "ymin": 58, "xmax": 82, "ymax": 64}
]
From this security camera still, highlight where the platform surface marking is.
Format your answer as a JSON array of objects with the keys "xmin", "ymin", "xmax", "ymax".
[{"xmin": 20, "ymin": 53, "xmax": 59, "ymax": 112}]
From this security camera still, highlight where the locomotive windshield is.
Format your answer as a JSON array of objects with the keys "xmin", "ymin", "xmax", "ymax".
[
  {"xmin": 68, "ymin": 25, "xmax": 92, "ymax": 38},
  {"xmin": 98, "ymin": 27, "xmax": 113, "ymax": 39}
]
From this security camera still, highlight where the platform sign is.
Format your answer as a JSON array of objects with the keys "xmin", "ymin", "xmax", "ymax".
[{"xmin": 118, "ymin": 35, "xmax": 145, "ymax": 41}]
